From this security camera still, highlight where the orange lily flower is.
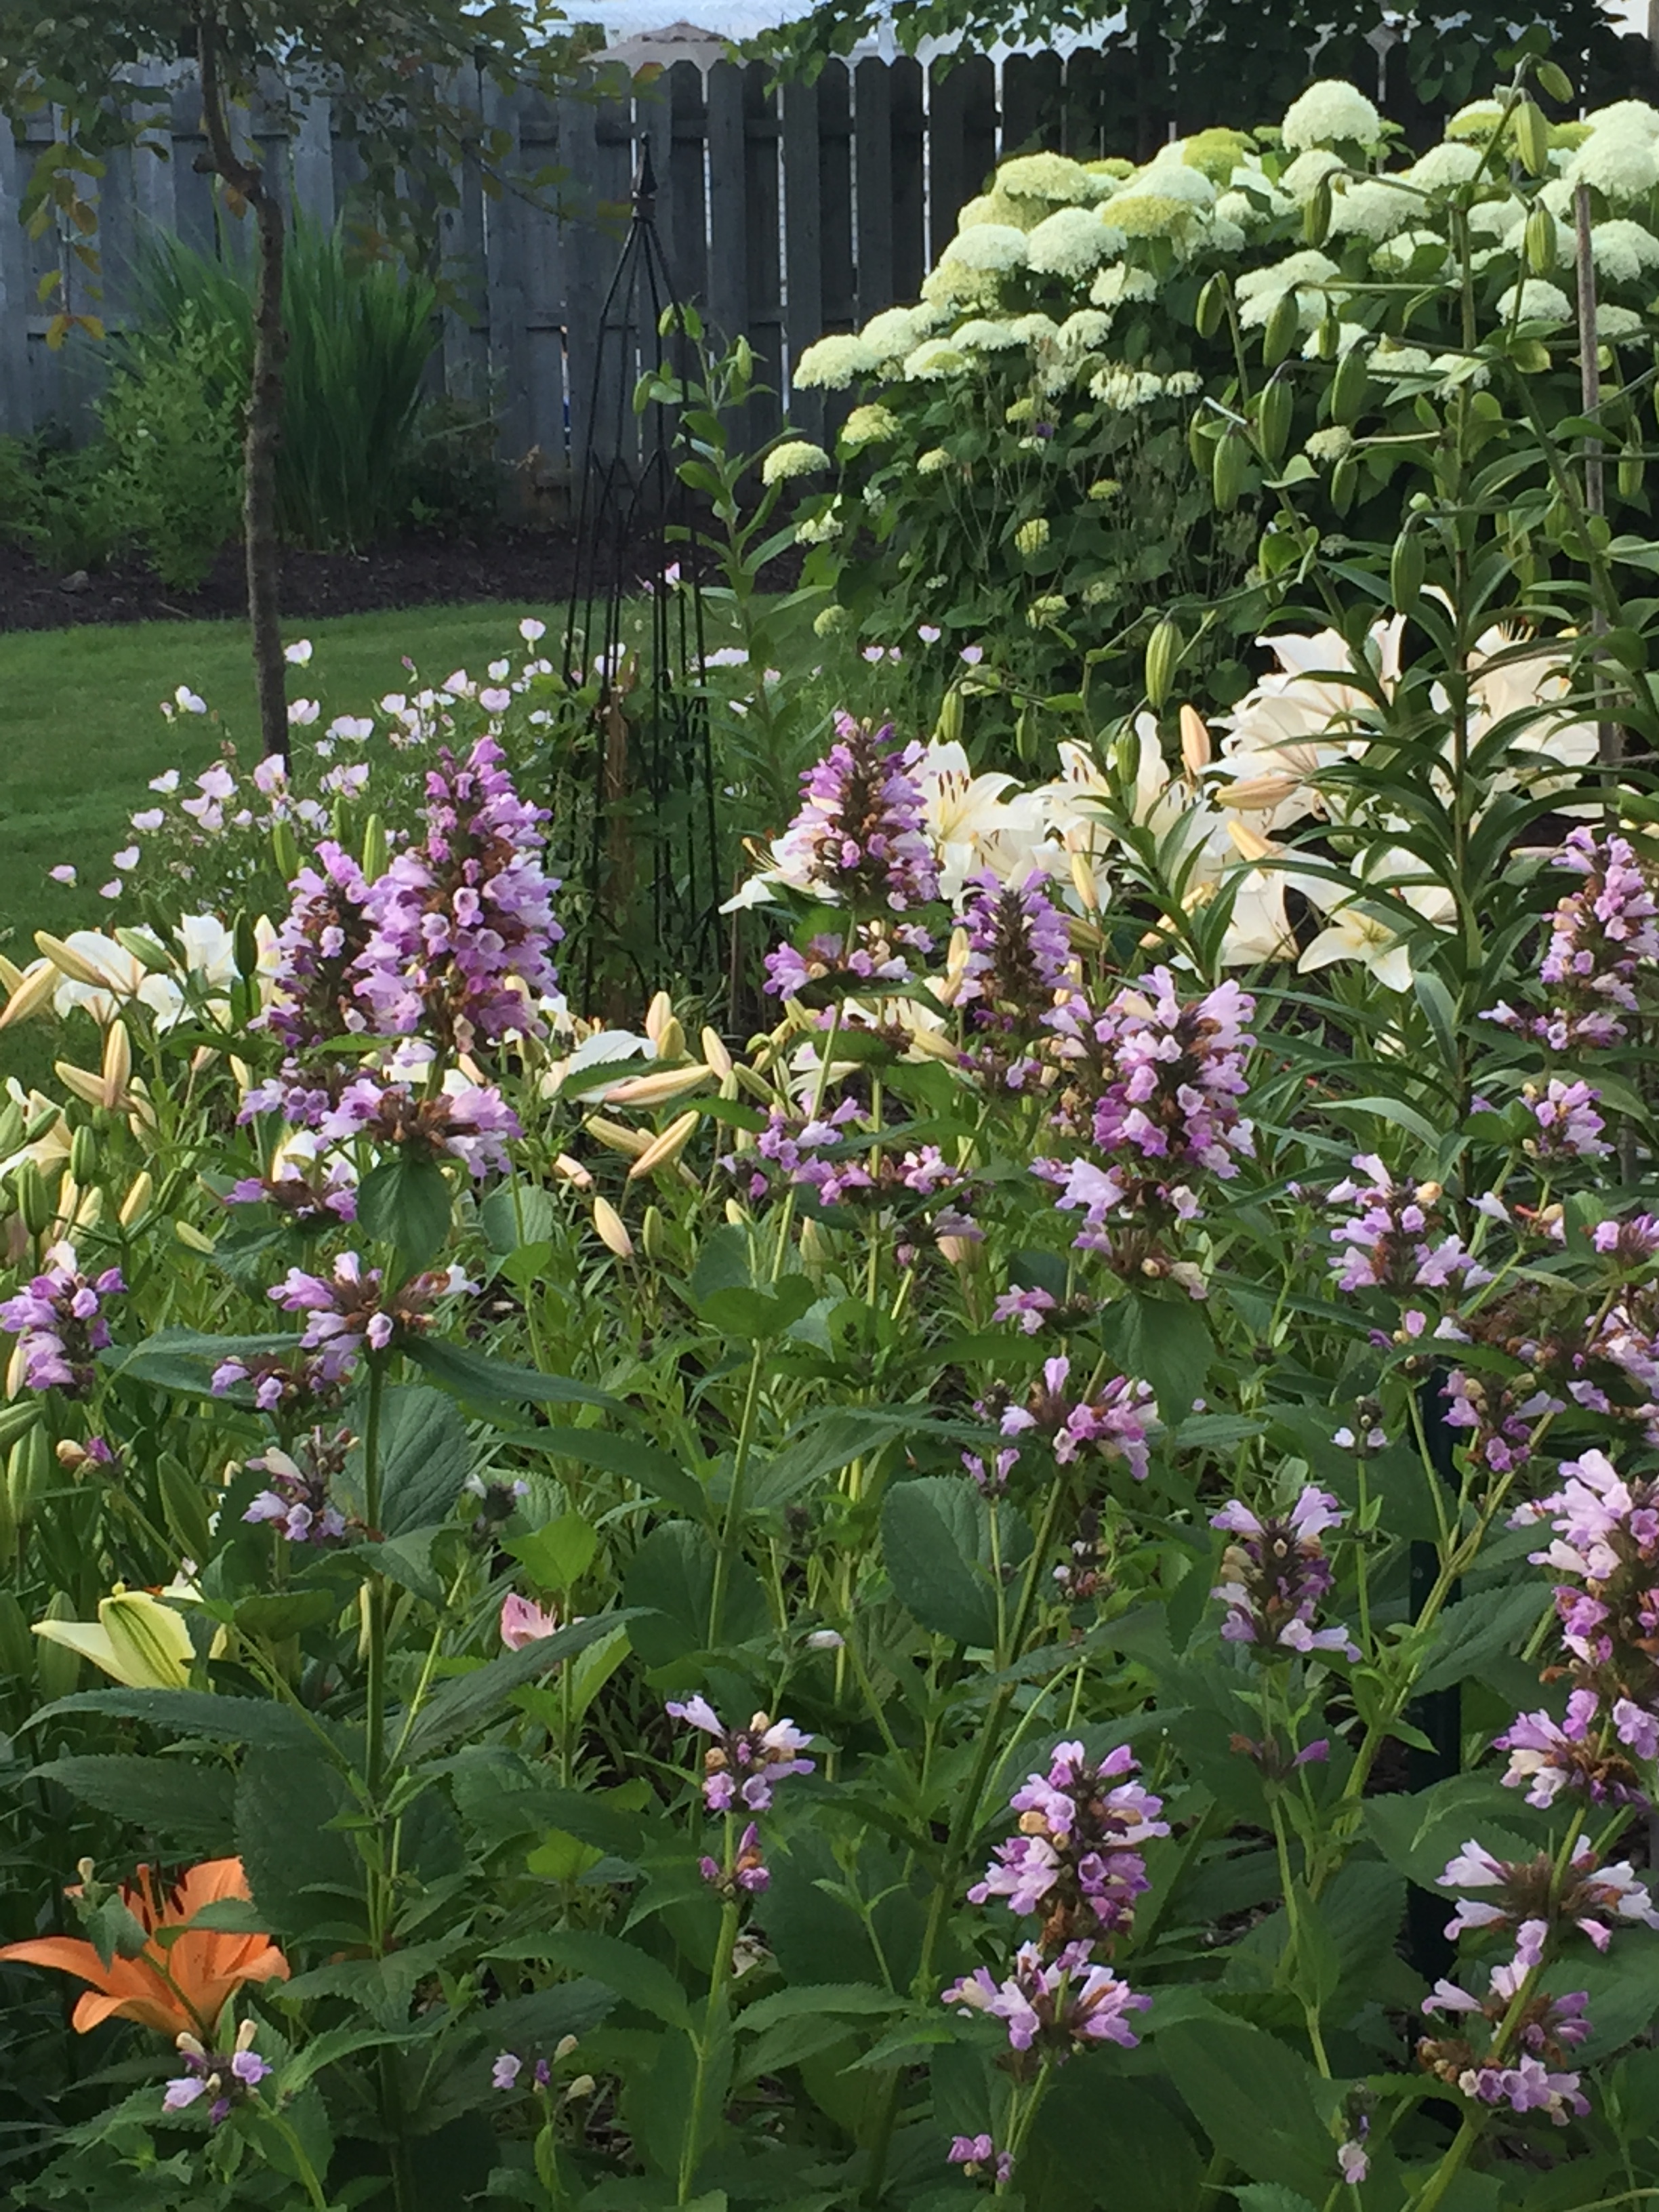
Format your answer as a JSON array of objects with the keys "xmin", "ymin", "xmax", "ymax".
[{"xmin": 0, "ymin": 1857, "xmax": 288, "ymax": 2037}]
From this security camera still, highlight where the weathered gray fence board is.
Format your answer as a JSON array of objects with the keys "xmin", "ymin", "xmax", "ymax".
[{"xmin": 3, "ymin": 45, "xmax": 1185, "ymax": 480}]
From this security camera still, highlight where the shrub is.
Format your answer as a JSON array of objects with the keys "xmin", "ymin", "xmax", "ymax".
[
  {"xmin": 94, "ymin": 302, "xmax": 246, "ymax": 588},
  {"xmin": 796, "ymin": 80, "xmax": 1659, "ymax": 725}
]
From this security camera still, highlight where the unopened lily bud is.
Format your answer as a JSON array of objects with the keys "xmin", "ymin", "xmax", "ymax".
[
  {"xmin": 724, "ymin": 1199, "xmax": 749, "ymax": 1228},
  {"xmin": 798, "ymin": 1216, "xmax": 829, "ymax": 1275},
  {"xmin": 113, "ymin": 928, "xmax": 171, "ymax": 975},
  {"xmin": 229, "ymin": 1057, "xmax": 253, "ymax": 1092},
  {"xmin": 119, "ymin": 1171, "xmax": 153, "ymax": 1227},
  {"xmin": 100, "ymin": 1023, "xmax": 132, "ymax": 1110},
  {"xmin": 592, "ymin": 1196, "xmax": 633, "ymax": 1259},
  {"xmin": 732, "ymin": 1062, "xmax": 775, "ymax": 1104},
  {"xmin": 1179, "ymin": 704, "xmax": 1212, "ymax": 773},
  {"xmin": 640, "ymin": 1204, "xmax": 665, "ymax": 1260},
  {"xmin": 1225, "ymin": 817, "xmax": 1278, "ymax": 865},
  {"xmin": 565, "ymin": 2075, "xmax": 596, "ymax": 2103},
  {"xmin": 0, "ymin": 954, "xmax": 22, "ymax": 995},
  {"xmin": 644, "ymin": 991, "xmax": 676, "ymax": 1050},
  {"xmin": 603, "ymin": 1064, "xmax": 711, "ymax": 1108},
  {"xmin": 189, "ymin": 1046, "xmax": 217, "ymax": 1078},
  {"xmin": 585, "ymin": 1115, "xmax": 652, "ymax": 1160},
  {"xmin": 35, "ymin": 933, "xmax": 108, "ymax": 989},
  {"xmin": 627, "ymin": 1109, "xmax": 699, "ymax": 1181},
  {"xmin": 56, "ymin": 1439, "xmax": 89, "ymax": 1474},
  {"xmin": 175, "ymin": 1221, "xmax": 216, "ymax": 1255},
  {"xmin": 54, "ymin": 1062, "xmax": 103, "ymax": 1111},
  {"xmin": 0, "ymin": 960, "xmax": 58, "ymax": 1030},
  {"xmin": 700, "ymin": 1026, "xmax": 733, "ymax": 1080},
  {"xmin": 552, "ymin": 1151, "xmax": 594, "ymax": 1191},
  {"xmin": 69, "ymin": 1124, "xmax": 98, "ymax": 1188},
  {"xmin": 1069, "ymin": 848, "xmax": 1100, "ymax": 914},
  {"xmin": 1223, "ymin": 773, "xmax": 1299, "ymax": 813},
  {"xmin": 906, "ymin": 1023, "xmax": 963, "ymax": 1063}
]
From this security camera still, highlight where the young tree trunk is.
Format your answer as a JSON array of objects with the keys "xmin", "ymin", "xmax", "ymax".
[{"xmin": 197, "ymin": 16, "xmax": 291, "ymax": 766}]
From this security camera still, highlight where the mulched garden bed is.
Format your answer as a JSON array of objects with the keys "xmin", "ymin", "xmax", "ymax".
[{"xmin": 0, "ymin": 529, "xmax": 592, "ymax": 634}]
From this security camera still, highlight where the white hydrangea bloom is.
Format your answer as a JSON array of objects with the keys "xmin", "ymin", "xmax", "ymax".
[
  {"xmin": 1280, "ymin": 79, "xmax": 1382, "ymax": 153},
  {"xmin": 917, "ymin": 447, "xmax": 952, "ymax": 475},
  {"xmin": 1090, "ymin": 364, "xmax": 1166, "ymax": 408},
  {"xmin": 1447, "ymin": 100, "xmax": 1505, "ymax": 141},
  {"xmin": 1327, "ymin": 178, "xmax": 1414, "ymax": 242},
  {"xmin": 1538, "ymin": 176, "xmax": 1576, "ymax": 219},
  {"xmin": 1589, "ymin": 218, "xmax": 1659, "ymax": 287},
  {"xmin": 1371, "ymin": 228, "xmax": 1448, "ymax": 274},
  {"xmin": 1598, "ymin": 304, "xmax": 1648, "ymax": 342},
  {"xmin": 954, "ymin": 192, "xmax": 998, "ymax": 228},
  {"xmin": 1280, "ymin": 148, "xmax": 1347, "ymax": 203},
  {"xmin": 1496, "ymin": 278, "xmax": 1573, "ymax": 325},
  {"xmin": 1402, "ymin": 140, "xmax": 1484, "ymax": 191},
  {"xmin": 922, "ymin": 262, "xmax": 997, "ymax": 306},
  {"xmin": 762, "ymin": 441, "xmax": 831, "ymax": 485},
  {"xmin": 1007, "ymin": 312, "xmax": 1061, "ymax": 346},
  {"xmin": 1372, "ymin": 339, "xmax": 1435, "ymax": 378},
  {"xmin": 794, "ymin": 510, "xmax": 842, "ymax": 544},
  {"xmin": 996, "ymin": 152, "xmax": 1104, "ymax": 204},
  {"xmin": 1467, "ymin": 194, "xmax": 1526, "ymax": 241},
  {"xmin": 903, "ymin": 340, "xmax": 968, "ymax": 380},
  {"xmin": 858, "ymin": 306, "xmax": 937, "ymax": 362},
  {"xmin": 1056, "ymin": 308, "xmax": 1113, "ymax": 352},
  {"xmin": 1235, "ymin": 247, "xmax": 1340, "ymax": 329},
  {"xmin": 1431, "ymin": 352, "xmax": 1491, "ymax": 392},
  {"xmin": 793, "ymin": 333, "xmax": 878, "ymax": 389},
  {"xmin": 1027, "ymin": 205, "xmax": 1120, "ymax": 276},
  {"xmin": 953, "ymin": 316, "xmax": 1024, "ymax": 351},
  {"xmin": 1298, "ymin": 320, "xmax": 1370, "ymax": 360},
  {"xmin": 1089, "ymin": 263, "xmax": 1158, "ymax": 310},
  {"xmin": 1163, "ymin": 369, "xmax": 1203, "ymax": 397},
  {"xmin": 1134, "ymin": 156, "xmax": 1218, "ymax": 207},
  {"xmin": 1584, "ymin": 100, "xmax": 1659, "ymax": 136},
  {"xmin": 941, "ymin": 222, "xmax": 1029, "ymax": 272},
  {"xmin": 840, "ymin": 403, "xmax": 901, "ymax": 449},
  {"xmin": 1565, "ymin": 126, "xmax": 1659, "ymax": 203},
  {"xmin": 1214, "ymin": 188, "xmax": 1272, "ymax": 230},
  {"xmin": 1208, "ymin": 216, "xmax": 1247, "ymax": 255}
]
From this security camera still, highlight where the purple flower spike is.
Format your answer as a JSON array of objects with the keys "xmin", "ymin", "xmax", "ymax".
[
  {"xmin": 667, "ymin": 1697, "xmax": 815, "ymax": 1814},
  {"xmin": 969, "ymin": 1740, "xmax": 1168, "ymax": 1946},
  {"xmin": 943, "ymin": 1938, "xmax": 1149, "ymax": 2058},
  {"xmin": 1211, "ymin": 1485, "xmax": 1358, "ymax": 1660},
  {"xmin": 0, "ymin": 1246, "xmax": 125, "ymax": 1397},
  {"xmin": 771, "ymin": 716, "xmax": 940, "ymax": 914}
]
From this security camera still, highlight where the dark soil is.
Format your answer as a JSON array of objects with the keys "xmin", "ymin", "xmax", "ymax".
[{"xmin": 0, "ymin": 528, "xmax": 591, "ymax": 634}]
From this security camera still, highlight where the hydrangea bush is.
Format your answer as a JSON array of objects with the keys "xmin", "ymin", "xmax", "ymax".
[{"xmin": 794, "ymin": 68, "xmax": 1659, "ymax": 724}]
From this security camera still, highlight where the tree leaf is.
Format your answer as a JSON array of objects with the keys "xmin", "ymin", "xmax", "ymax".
[
  {"xmin": 881, "ymin": 1476, "xmax": 998, "ymax": 1647},
  {"xmin": 31, "ymin": 1755, "xmax": 237, "ymax": 1852}
]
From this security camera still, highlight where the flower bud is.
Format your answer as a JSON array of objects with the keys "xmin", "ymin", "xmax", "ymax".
[
  {"xmin": 1178, "ymin": 704, "xmax": 1212, "ymax": 773},
  {"xmin": 68, "ymin": 1124, "xmax": 98, "ymax": 1188},
  {"xmin": 640, "ymin": 1204, "xmax": 665, "ymax": 1261},
  {"xmin": 585, "ymin": 1115, "xmax": 651, "ymax": 1160},
  {"xmin": 602, "ymin": 1065, "xmax": 711, "ymax": 1108},
  {"xmin": 0, "ymin": 960, "xmax": 58, "ymax": 1031},
  {"xmin": 1143, "ymin": 617, "xmax": 1182, "ymax": 711},
  {"xmin": 100, "ymin": 1021, "xmax": 132, "ymax": 1111},
  {"xmin": 592, "ymin": 1197, "xmax": 633, "ymax": 1259},
  {"xmin": 552, "ymin": 1151, "xmax": 594, "ymax": 1191},
  {"xmin": 554, "ymin": 2036, "xmax": 579, "ymax": 2062},
  {"xmin": 119, "ymin": 1170, "xmax": 153, "ymax": 1227},
  {"xmin": 175, "ymin": 1221, "xmax": 216, "ymax": 1255},
  {"xmin": 627, "ymin": 1109, "xmax": 699, "ymax": 1181},
  {"xmin": 54, "ymin": 1061, "xmax": 104, "ymax": 1111},
  {"xmin": 700, "ymin": 1027, "xmax": 733, "ymax": 1081},
  {"xmin": 35, "ymin": 933, "xmax": 108, "ymax": 989}
]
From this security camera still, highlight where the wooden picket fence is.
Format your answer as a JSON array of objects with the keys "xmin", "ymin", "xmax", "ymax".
[{"xmin": 2, "ymin": 28, "xmax": 1655, "ymax": 483}]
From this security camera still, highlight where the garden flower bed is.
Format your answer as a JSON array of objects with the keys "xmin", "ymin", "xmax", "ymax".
[{"xmin": 3, "ymin": 57, "xmax": 1659, "ymax": 2212}]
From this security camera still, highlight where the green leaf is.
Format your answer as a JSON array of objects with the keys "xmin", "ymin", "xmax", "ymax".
[
  {"xmin": 508, "ymin": 1512, "xmax": 598, "ymax": 1591},
  {"xmin": 1232, "ymin": 2190, "xmax": 1320, "ymax": 2212},
  {"xmin": 1160, "ymin": 2019, "xmax": 1334, "ymax": 2197},
  {"xmin": 621, "ymin": 1521, "xmax": 770, "ymax": 1664},
  {"xmin": 479, "ymin": 1182, "xmax": 555, "ymax": 1254},
  {"xmin": 237, "ymin": 1747, "xmax": 367, "ymax": 1942},
  {"xmin": 345, "ymin": 1382, "xmax": 473, "ymax": 1536},
  {"xmin": 1362, "ymin": 1774, "xmax": 1547, "ymax": 1892},
  {"xmin": 529, "ymin": 1425, "xmax": 707, "ymax": 1518},
  {"xmin": 1097, "ymin": 1292, "xmax": 1212, "ymax": 1422},
  {"xmin": 403, "ymin": 1612, "xmax": 636, "ymax": 1763},
  {"xmin": 750, "ymin": 1408, "xmax": 926, "ymax": 1511},
  {"xmin": 31, "ymin": 1755, "xmax": 236, "ymax": 1852},
  {"xmin": 403, "ymin": 1335, "xmax": 617, "ymax": 1414},
  {"xmin": 1020, "ymin": 2062, "xmax": 1206, "ymax": 2212},
  {"xmin": 1310, "ymin": 1094, "xmax": 1444, "ymax": 1147},
  {"xmin": 531, "ymin": 1929, "xmax": 691, "ymax": 2028},
  {"xmin": 881, "ymin": 1476, "xmax": 998, "ymax": 1647},
  {"xmin": 358, "ymin": 1153, "xmax": 454, "ymax": 1269},
  {"xmin": 1416, "ymin": 1583, "xmax": 1549, "ymax": 1696},
  {"xmin": 232, "ymin": 1591, "xmax": 341, "ymax": 1643},
  {"xmin": 28, "ymin": 1687, "xmax": 321, "ymax": 1752},
  {"xmin": 98, "ymin": 1328, "xmax": 304, "ymax": 1398}
]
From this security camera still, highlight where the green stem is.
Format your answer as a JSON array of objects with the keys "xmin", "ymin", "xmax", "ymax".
[
  {"xmin": 677, "ymin": 1896, "xmax": 741, "ymax": 2204},
  {"xmin": 363, "ymin": 1355, "xmax": 388, "ymax": 1806},
  {"xmin": 262, "ymin": 2107, "xmax": 331, "ymax": 2212},
  {"xmin": 707, "ymin": 1345, "xmax": 766, "ymax": 1650}
]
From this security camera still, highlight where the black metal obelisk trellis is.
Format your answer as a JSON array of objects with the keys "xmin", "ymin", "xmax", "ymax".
[{"xmin": 560, "ymin": 140, "xmax": 719, "ymax": 1012}]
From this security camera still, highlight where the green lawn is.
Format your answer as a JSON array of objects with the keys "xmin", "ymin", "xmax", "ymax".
[{"xmin": 0, "ymin": 602, "xmax": 563, "ymax": 958}]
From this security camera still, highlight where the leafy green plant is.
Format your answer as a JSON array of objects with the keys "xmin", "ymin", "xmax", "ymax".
[{"xmin": 94, "ymin": 302, "xmax": 247, "ymax": 589}]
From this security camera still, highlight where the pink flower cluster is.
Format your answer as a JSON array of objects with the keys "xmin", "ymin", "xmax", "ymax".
[
  {"xmin": 771, "ymin": 715, "xmax": 940, "ymax": 913},
  {"xmin": 968, "ymin": 1742, "xmax": 1168, "ymax": 1946},
  {"xmin": 943, "ymin": 1940, "xmax": 1149, "ymax": 2057},
  {"xmin": 1327, "ymin": 1155, "xmax": 1489, "ymax": 1297},
  {"xmin": 1487, "ymin": 828, "xmax": 1659, "ymax": 1051},
  {"xmin": 1000, "ymin": 1356, "xmax": 1157, "ymax": 1481},
  {"xmin": 668, "ymin": 1696, "xmax": 815, "ymax": 1900},
  {"xmin": 1210, "ymin": 1485, "xmax": 1357, "ymax": 1659},
  {"xmin": 0, "ymin": 1248, "xmax": 125, "ymax": 1397}
]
